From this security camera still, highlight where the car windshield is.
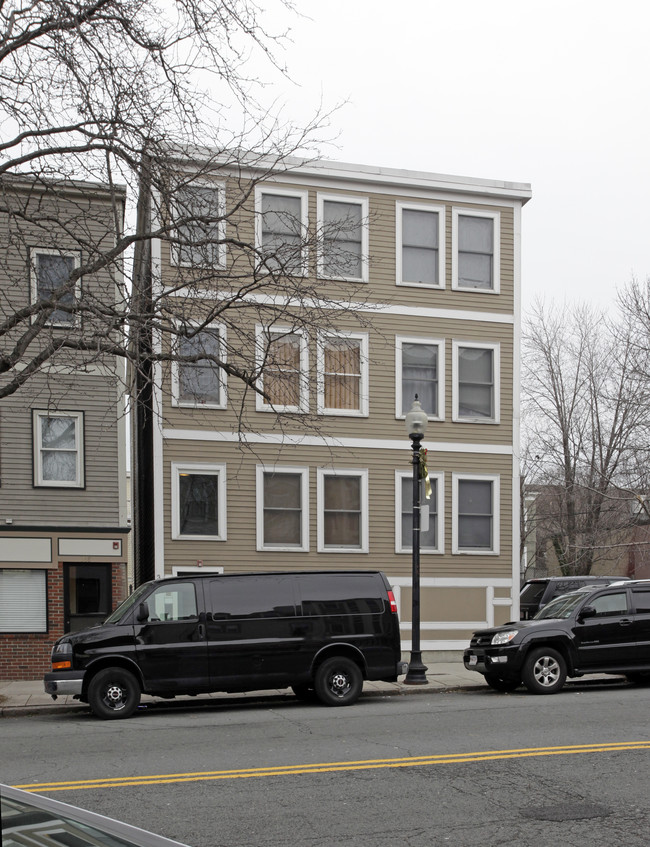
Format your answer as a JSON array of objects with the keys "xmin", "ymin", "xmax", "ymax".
[
  {"xmin": 534, "ymin": 590, "xmax": 589, "ymax": 620},
  {"xmin": 104, "ymin": 582, "xmax": 152, "ymax": 624}
]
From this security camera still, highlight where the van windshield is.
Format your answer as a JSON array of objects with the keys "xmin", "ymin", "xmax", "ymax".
[
  {"xmin": 534, "ymin": 591, "xmax": 589, "ymax": 620},
  {"xmin": 104, "ymin": 582, "xmax": 152, "ymax": 624}
]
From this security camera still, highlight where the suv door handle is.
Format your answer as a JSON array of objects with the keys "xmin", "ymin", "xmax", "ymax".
[
  {"xmin": 198, "ymin": 623, "xmax": 206, "ymax": 639},
  {"xmin": 619, "ymin": 618, "xmax": 633, "ymax": 626}
]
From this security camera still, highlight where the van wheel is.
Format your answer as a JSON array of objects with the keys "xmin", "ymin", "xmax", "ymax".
[
  {"xmin": 314, "ymin": 657, "xmax": 363, "ymax": 706},
  {"xmin": 522, "ymin": 647, "xmax": 566, "ymax": 694},
  {"xmin": 483, "ymin": 673, "xmax": 521, "ymax": 692},
  {"xmin": 88, "ymin": 668, "xmax": 141, "ymax": 719}
]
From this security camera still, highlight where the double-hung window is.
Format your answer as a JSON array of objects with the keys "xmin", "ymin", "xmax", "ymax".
[
  {"xmin": 33, "ymin": 410, "xmax": 84, "ymax": 488},
  {"xmin": 395, "ymin": 471, "xmax": 444, "ymax": 554},
  {"xmin": 452, "ymin": 209, "xmax": 500, "ymax": 292},
  {"xmin": 30, "ymin": 248, "xmax": 81, "ymax": 326},
  {"xmin": 318, "ymin": 194, "xmax": 369, "ymax": 282},
  {"xmin": 317, "ymin": 332, "xmax": 368, "ymax": 416},
  {"xmin": 256, "ymin": 326, "xmax": 308, "ymax": 413},
  {"xmin": 317, "ymin": 468, "xmax": 368, "ymax": 552},
  {"xmin": 173, "ymin": 324, "xmax": 226, "ymax": 408},
  {"xmin": 172, "ymin": 183, "xmax": 225, "ymax": 268},
  {"xmin": 453, "ymin": 474, "xmax": 500, "ymax": 554},
  {"xmin": 453, "ymin": 341, "xmax": 500, "ymax": 423},
  {"xmin": 171, "ymin": 462, "xmax": 226, "ymax": 541},
  {"xmin": 396, "ymin": 337, "xmax": 444, "ymax": 420},
  {"xmin": 255, "ymin": 188, "xmax": 307, "ymax": 274},
  {"xmin": 397, "ymin": 204, "xmax": 444, "ymax": 287},
  {"xmin": 256, "ymin": 466, "xmax": 309, "ymax": 551}
]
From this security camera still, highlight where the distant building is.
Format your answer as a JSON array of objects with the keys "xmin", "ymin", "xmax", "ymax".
[
  {"xmin": 0, "ymin": 178, "xmax": 130, "ymax": 679},
  {"xmin": 132, "ymin": 154, "xmax": 531, "ymax": 655}
]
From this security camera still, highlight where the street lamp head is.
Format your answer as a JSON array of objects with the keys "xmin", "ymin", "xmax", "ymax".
[{"xmin": 405, "ymin": 396, "xmax": 428, "ymax": 439}]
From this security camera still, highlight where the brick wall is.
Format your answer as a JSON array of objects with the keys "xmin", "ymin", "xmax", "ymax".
[{"xmin": 0, "ymin": 561, "xmax": 128, "ymax": 680}]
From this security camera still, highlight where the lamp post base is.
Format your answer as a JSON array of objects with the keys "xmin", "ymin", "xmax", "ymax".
[{"xmin": 403, "ymin": 651, "xmax": 429, "ymax": 685}]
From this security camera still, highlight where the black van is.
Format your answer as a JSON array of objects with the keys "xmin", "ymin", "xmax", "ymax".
[
  {"xmin": 44, "ymin": 570, "xmax": 407, "ymax": 719},
  {"xmin": 519, "ymin": 575, "xmax": 629, "ymax": 619}
]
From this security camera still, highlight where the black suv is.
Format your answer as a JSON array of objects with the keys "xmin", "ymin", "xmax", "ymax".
[
  {"xmin": 463, "ymin": 579, "xmax": 650, "ymax": 694},
  {"xmin": 519, "ymin": 575, "xmax": 628, "ymax": 619}
]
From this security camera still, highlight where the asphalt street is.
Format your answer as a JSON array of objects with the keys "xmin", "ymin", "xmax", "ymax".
[{"xmin": 3, "ymin": 678, "xmax": 650, "ymax": 847}]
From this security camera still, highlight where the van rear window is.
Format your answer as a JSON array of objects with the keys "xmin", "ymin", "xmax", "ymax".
[
  {"xmin": 298, "ymin": 575, "xmax": 384, "ymax": 616},
  {"xmin": 520, "ymin": 582, "xmax": 547, "ymax": 606}
]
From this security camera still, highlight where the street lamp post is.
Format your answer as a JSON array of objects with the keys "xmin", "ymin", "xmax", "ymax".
[{"xmin": 404, "ymin": 396, "xmax": 429, "ymax": 685}]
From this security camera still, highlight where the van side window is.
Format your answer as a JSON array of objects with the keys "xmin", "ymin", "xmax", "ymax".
[
  {"xmin": 208, "ymin": 577, "xmax": 296, "ymax": 619},
  {"xmin": 590, "ymin": 592, "xmax": 628, "ymax": 617},
  {"xmin": 146, "ymin": 583, "xmax": 198, "ymax": 622},
  {"xmin": 299, "ymin": 575, "xmax": 383, "ymax": 616}
]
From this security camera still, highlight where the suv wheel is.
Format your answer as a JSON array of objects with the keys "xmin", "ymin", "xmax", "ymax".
[
  {"xmin": 522, "ymin": 647, "xmax": 567, "ymax": 694},
  {"xmin": 483, "ymin": 673, "xmax": 521, "ymax": 692}
]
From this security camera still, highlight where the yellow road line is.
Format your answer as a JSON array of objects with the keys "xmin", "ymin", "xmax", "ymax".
[{"xmin": 14, "ymin": 741, "xmax": 650, "ymax": 792}]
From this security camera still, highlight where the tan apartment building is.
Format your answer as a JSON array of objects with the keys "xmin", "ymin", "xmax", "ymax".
[
  {"xmin": 133, "ymin": 155, "xmax": 531, "ymax": 656},
  {"xmin": 0, "ymin": 177, "xmax": 130, "ymax": 678}
]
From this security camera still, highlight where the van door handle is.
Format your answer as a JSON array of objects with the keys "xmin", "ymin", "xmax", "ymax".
[{"xmin": 198, "ymin": 623, "xmax": 206, "ymax": 639}]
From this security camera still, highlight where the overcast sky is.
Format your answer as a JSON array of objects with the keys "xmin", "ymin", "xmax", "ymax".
[{"xmin": 253, "ymin": 0, "xmax": 650, "ymax": 311}]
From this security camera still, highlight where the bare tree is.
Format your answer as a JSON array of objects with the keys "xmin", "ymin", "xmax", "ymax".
[
  {"xmin": 0, "ymin": 0, "xmax": 360, "ymax": 417},
  {"xmin": 522, "ymin": 299, "xmax": 650, "ymax": 576}
]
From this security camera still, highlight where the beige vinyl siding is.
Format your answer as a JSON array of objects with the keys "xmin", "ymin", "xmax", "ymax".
[{"xmin": 161, "ymin": 439, "xmax": 513, "ymax": 580}]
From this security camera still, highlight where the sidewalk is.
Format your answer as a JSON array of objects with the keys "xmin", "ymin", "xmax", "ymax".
[{"xmin": 0, "ymin": 663, "xmax": 482, "ymax": 717}]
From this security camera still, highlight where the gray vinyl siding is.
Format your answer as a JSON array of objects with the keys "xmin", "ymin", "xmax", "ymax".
[{"xmin": 0, "ymin": 372, "xmax": 122, "ymax": 526}]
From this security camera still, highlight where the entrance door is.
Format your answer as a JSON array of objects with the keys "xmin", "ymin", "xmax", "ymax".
[{"xmin": 64, "ymin": 563, "xmax": 112, "ymax": 633}]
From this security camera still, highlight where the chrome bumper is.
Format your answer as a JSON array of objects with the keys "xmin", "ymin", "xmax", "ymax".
[{"xmin": 44, "ymin": 672, "xmax": 85, "ymax": 697}]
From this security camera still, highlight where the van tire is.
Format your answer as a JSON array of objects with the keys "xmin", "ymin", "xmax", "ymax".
[
  {"xmin": 314, "ymin": 656, "xmax": 363, "ymax": 706},
  {"xmin": 88, "ymin": 668, "xmax": 141, "ymax": 719}
]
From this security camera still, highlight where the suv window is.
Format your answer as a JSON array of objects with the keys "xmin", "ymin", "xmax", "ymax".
[
  {"xmin": 632, "ymin": 589, "xmax": 650, "ymax": 613},
  {"xmin": 590, "ymin": 592, "xmax": 628, "ymax": 616}
]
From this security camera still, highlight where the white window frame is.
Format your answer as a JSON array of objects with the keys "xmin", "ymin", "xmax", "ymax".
[
  {"xmin": 451, "ymin": 208, "xmax": 500, "ymax": 294},
  {"xmin": 33, "ymin": 410, "xmax": 85, "ymax": 488},
  {"xmin": 255, "ymin": 325, "xmax": 309, "ymax": 414},
  {"xmin": 171, "ymin": 462, "xmax": 227, "ymax": 541},
  {"xmin": 29, "ymin": 248, "xmax": 81, "ymax": 327},
  {"xmin": 254, "ymin": 186, "xmax": 309, "ymax": 276},
  {"xmin": 170, "ymin": 180, "xmax": 226, "ymax": 269},
  {"xmin": 395, "ymin": 470, "xmax": 444, "ymax": 554},
  {"xmin": 452, "ymin": 473, "xmax": 500, "ymax": 555},
  {"xmin": 171, "ymin": 321, "xmax": 227, "ymax": 409},
  {"xmin": 452, "ymin": 340, "xmax": 500, "ymax": 424},
  {"xmin": 255, "ymin": 465, "xmax": 310, "ymax": 552},
  {"xmin": 0, "ymin": 569, "xmax": 47, "ymax": 633},
  {"xmin": 317, "ymin": 468, "xmax": 369, "ymax": 553},
  {"xmin": 317, "ymin": 193, "xmax": 369, "ymax": 283},
  {"xmin": 395, "ymin": 336, "xmax": 445, "ymax": 422},
  {"xmin": 316, "ymin": 331, "xmax": 369, "ymax": 417},
  {"xmin": 396, "ymin": 202, "xmax": 445, "ymax": 289}
]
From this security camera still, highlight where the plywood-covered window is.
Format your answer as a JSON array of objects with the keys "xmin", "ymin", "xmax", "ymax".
[
  {"xmin": 317, "ymin": 332, "xmax": 368, "ymax": 416},
  {"xmin": 256, "ymin": 327, "xmax": 308, "ymax": 413}
]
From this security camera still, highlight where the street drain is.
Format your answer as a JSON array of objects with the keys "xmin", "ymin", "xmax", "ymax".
[{"xmin": 521, "ymin": 803, "xmax": 612, "ymax": 822}]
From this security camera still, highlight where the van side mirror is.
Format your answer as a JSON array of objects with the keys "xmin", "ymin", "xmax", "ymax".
[
  {"xmin": 136, "ymin": 602, "xmax": 150, "ymax": 623},
  {"xmin": 578, "ymin": 605, "xmax": 596, "ymax": 621}
]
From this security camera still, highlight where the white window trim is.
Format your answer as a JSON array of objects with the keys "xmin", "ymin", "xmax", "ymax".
[
  {"xmin": 33, "ymin": 410, "xmax": 84, "ymax": 488},
  {"xmin": 254, "ymin": 186, "xmax": 309, "ymax": 276},
  {"xmin": 395, "ymin": 335, "xmax": 445, "ymax": 422},
  {"xmin": 396, "ymin": 202, "xmax": 445, "ymax": 289},
  {"xmin": 171, "ymin": 320, "xmax": 227, "ymax": 409},
  {"xmin": 171, "ymin": 461, "xmax": 227, "ymax": 542},
  {"xmin": 452, "ymin": 340, "xmax": 500, "ymax": 424},
  {"xmin": 452, "ymin": 473, "xmax": 500, "ymax": 555},
  {"xmin": 317, "ymin": 193, "xmax": 369, "ymax": 283},
  {"xmin": 317, "ymin": 467, "xmax": 369, "ymax": 553},
  {"xmin": 255, "ymin": 324, "xmax": 309, "ymax": 414},
  {"xmin": 170, "ymin": 180, "xmax": 226, "ymax": 269},
  {"xmin": 451, "ymin": 208, "xmax": 500, "ymax": 294},
  {"xmin": 255, "ymin": 465, "xmax": 310, "ymax": 552},
  {"xmin": 316, "ymin": 330, "xmax": 369, "ymax": 417},
  {"xmin": 395, "ymin": 470, "xmax": 445, "ymax": 554},
  {"xmin": 29, "ymin": 248, "xmax": 82, "ymax": 327}
]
